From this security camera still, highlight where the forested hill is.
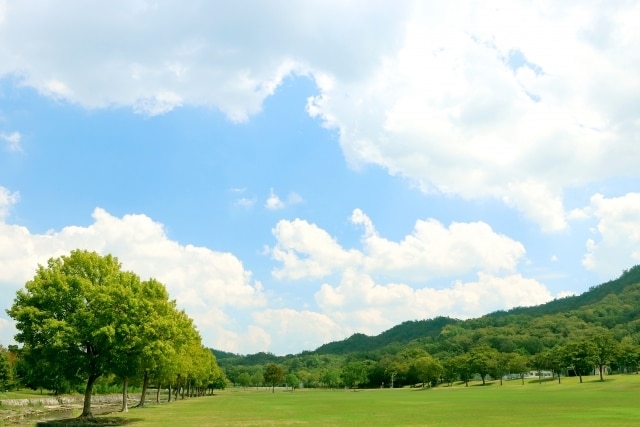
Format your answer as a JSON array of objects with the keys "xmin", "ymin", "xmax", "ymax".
[
  {"xmin": 313, "ymin": 316, "xmax": 460, "ymax": 355},
  {"xmin": 214, "ymin": 265, "xmax": 640, "ymax": 363},
  {"xmin": 311, "ymin": 265, "xmax": 640, "ymax": 356},
  {"xmin": 498, "ymin": 265, "xmax": 640, "ymax": 318}
]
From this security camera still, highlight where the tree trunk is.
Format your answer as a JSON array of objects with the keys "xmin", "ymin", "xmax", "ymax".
[
  {"xmin": 579, "ymin": 374, "xmax": 583, "ymax": 383},
  {"xmin": 136, "ymin": 371, "xmax": 149, "ymax": 408},
  {"xmin": 599, "ymin": 364, "xmax": 604, "ymax": 381},
  {"xmin": 168, "ymin": 383, "xmax": 172, "ymax": 403},
  {"xmin": 121, "ymin": 377, "xmax": 129, "ymax": 413},
  {"xmin": 156, "ymin": 382, "xmax": 161, "ymax": 404},
  {"xmin": 80, "ymin": 374, "xmax": 99, "ymax": 418}
]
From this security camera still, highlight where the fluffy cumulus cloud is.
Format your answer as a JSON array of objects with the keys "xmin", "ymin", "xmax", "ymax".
[
  {"xmin": 0, "ymin": 206, "xmax": 266, "ymax": 351},
  {"xmin": 272, "ymin": 209, "xmax": 525, "ymax": 282},
  {"xmin": 269, "ymin": 209, "xmax": 557, "ymax": 345},
  {"xmin": 314, "ymin": 270, "xmax": 553, "ymax": 338},
  {"xmin": 270, "ymin": 217, "xmax": 363, "ymax": 280},
  {"xmin": 2, "ymin": 2, "xmax": 638, "ymax": 353},
  {"xmin": 0, "ymin": 0, "xmax": 409, "ymax": 120},
  {"xmin": 253, "ymin": 308, "xmax": 344, "ymax": 355},
  {"xmin": 3, "ymin": 2, "xmax": 638, "ymax": 229},
  {"xmin": 308, "ymin": 2, "xmax": 640, "ymax": 231},
  {"xmin": 582, "ymin": 193, "xmax": 640, "ymax": 278},
  {"xmin": 351, "ymin": 209, "xmax": 525, "ymax": 280},
  {"xmin": 0, "ymin": 186, "xmax": 19, "ymax": 219}
]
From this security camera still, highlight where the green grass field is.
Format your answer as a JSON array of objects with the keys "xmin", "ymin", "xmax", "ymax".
[{"xmin": 23, "ymin": 375, "xmax": 640, "ymax": 426}]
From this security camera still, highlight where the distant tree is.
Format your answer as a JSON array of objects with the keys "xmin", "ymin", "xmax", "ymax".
[
  {"xmin": 530, "ymin": 352, "xmax": 548, "ymax": 384},
  {"xmin": 508, "ymin": 354, "xmax": 529, "ymax": 385},
  {"xmin": 237, "ymin": 372, "xmax": 251, "ymax": 388},
  {"xmin": 320, "ymin": 368, "xmax": 340, "ymax": 389},
  {"xmin": 590, "ymin": 329, "xmax": 620, "ymax": 381},
  {"xmin": 263, "ymin": 364, "xmax": 284, "ymax": 393},
  {"xmin": 341, "ymin": 361, "xmax": 368, "ymax": 390},
  {"xmin": 441, "ymin": 356, "xmax": 457, "ymax": 387},
  {"xmin": 0, "ymin": 346, "xmax": 13, "ymax": 391},
  {"xmin": 547, "ymin": 346, "xmax": 566, "ymax": 384},
  {"xmin": 562, "ymin": 340, "xmax": 596, "ymax": 383},
  {"xmin": 617, "ymin": 337, "xmax": 640, "ymax": 373},
  {"xmin": 251, "ymin": 371, "xmax": 264, "ymax": 390},
  {"xmin": 470, "ymin": 345, "xmax": 498, "ymax": 385},
  {"xmin": 412, "ymin": 355, "xmax": 443, "ymax": 388},
  {"xmin": 449, "ymin": 354, "xmax": 473, "ymax": 386},
  {"xmin": 286, "ymin": 373, "xmax": 299, "ymax": 391},
  {"xmin": 492, "ymin": 353, "xmax": 513, "ymax": 386}
]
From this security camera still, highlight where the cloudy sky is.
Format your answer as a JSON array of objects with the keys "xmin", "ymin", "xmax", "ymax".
[{"xmin": 1, "ymin": 1, "xmax": 639, "ymax": 355}]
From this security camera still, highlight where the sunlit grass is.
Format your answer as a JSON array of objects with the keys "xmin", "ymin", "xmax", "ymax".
[{"xmin": 29, "ymin": 374, "xmax": 640, "ymax": 426}]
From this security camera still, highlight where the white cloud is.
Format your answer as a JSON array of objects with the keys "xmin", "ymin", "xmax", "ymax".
[
  {"xmin": 264, "ymin": 189, "xmax": 303, "ymax": 211},
  {"xmin": 503, "ymin": 181, "xmax": 567, "ymax": 232},
  {"xmin": 253, "ymin": 308, "xmax": 343, "ymax": 355},
  {"xmin": 1, "ymin": 131, "xmax": 22, "ymax": 151},
  {"xmin": 267, "ymin": 209, "xmax": 557, "ymax": 345},
  {"xmin": 0, "ymin": 1, "xmax": 409, "ymax": 119},
  {"xmin": 306, "ymin": 2, "xmax": 640, "ymax": 231},
  {"xmin": 0, "ymin": 186, "xmax": 19, "ymax": 219},
  {"xmin": 582, "ymin": 193, "xmax": 640, "ymax": 278},
  {"xmin": 270, "ymin": 218, "xmax": 363, "ymax": 280},
  {"xmin": 0, "ymin": 206, "xmax": 266, "ymax": 352},
  {"xmin": 352, "ymin": 209, "xmax": 526, "ymax": 280},
  {"xmin": 1, "ymin": 2, "xmax": 638, "ymax": 228},
  {"xmin": 265, "ymin": 188, "xmax": 285, "ymax": 210},
  {"xmin": 271, "ymin": 209, "xmax": 525, "ymax": 282},
  {"xmin": 236, "ymin": 197, "xmax": 256, "ymax": 209},
  {"xmin": 314, "ymin": 270, "xmax": 554, "ymax": 337}
]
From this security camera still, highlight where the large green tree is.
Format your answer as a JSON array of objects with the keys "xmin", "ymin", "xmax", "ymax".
[
  {"xmin": 6, "ymin": 250, "xmax": 214, "ymax": 417},
  {"xmin": 8, "ymin": 250, "xmax": 126, "ymax": 418}
]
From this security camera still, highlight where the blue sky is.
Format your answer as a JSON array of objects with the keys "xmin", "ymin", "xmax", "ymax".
[{"xmin": 1, "ymin": 1, "xmax": 639, "ymax": 355}]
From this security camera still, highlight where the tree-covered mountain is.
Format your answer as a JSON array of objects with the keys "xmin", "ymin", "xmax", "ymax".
[
  {"xmin": 314, "ymin": 316, "xmax": 460, "ymax": 355},
  {"xmin": 215, "ymin": 266, "xmax": 640, "ymax": 388}
]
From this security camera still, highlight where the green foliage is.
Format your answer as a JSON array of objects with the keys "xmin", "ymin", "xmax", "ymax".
[
  {"xmin": 315, "ymin": 317, "xmax": 459, "ymax": 355},
  {"xmin": 6, "ymin": 249, "xmax": 221, "ymax": 415},
  {"xmin": 263, "ymin": 363, "xmax": 284, "ymax": 392},
  {"xmin": 216, "ymin": 265, "xmax": 640, "ymax": 391},
  {"xmin": 0, "ymin": 346, "xmax": 13, "ymax": 391},
  {"xmin": 341, "ymin": 361, "xmax": 369, "ymax": 389}
]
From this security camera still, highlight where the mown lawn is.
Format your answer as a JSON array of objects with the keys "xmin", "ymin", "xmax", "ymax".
[{"xmin": 34, "ymin": 375, "xmax": 640, "ymax": 427}]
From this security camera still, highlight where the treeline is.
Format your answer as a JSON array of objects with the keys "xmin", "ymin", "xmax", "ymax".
[
  {"xmin": 4, "ymin": 250, "xmax": 226, "ymax": 418},
  {"xmin": 219, "ymin": 266, "xmax": 640, "ymax": 390}
]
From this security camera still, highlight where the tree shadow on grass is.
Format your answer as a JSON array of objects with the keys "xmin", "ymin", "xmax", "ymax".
[{"xmin": 37, "ymin": 417, "xmax": 143, "ymax": 426}]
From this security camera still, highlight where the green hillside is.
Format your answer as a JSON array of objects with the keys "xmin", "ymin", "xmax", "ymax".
[{"xmin": 215, "ymin": 266, "xmax": 640, "ymax": 388}]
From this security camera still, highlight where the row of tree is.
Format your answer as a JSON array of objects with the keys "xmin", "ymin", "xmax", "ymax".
[{"xmin": 6, "ymin": 250, "xmax": 225, "ymax": 418}]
